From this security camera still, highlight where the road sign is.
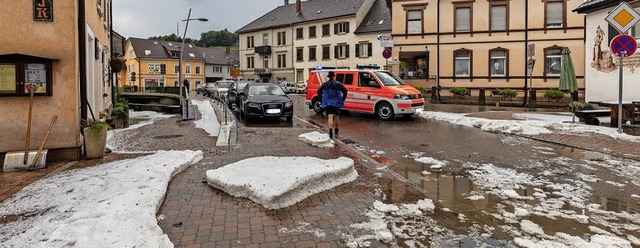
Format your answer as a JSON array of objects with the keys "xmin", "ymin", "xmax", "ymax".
[
  {"xmin": 382, "ymin": 48, "xmax": 392, "ymax": 59},
  {"xmin": 527, "ymin": 59, "xmax": 536, "ymax": 75},
  {"xmin": 386, "ymin": 60, "xmax": 399, "ymax": 66},
  {"xmin": 610, "ymin": 34, "xmax": 637, "ymax": 57},
  {"xmin": 378, "ymin": 35, "xmax": 394, "ymax": 47},
  {"xmin": 605, "ymin": 2, "xmax": 640, "ymax": 34},
  {"xmin": 230, "ymin": 68, "xmax": 240, "ymax": 77},
  {"xmin": 527, "ymin": 44, "xmax": 535, "ymax": 57}
]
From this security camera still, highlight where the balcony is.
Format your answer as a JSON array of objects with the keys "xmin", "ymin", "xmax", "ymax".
[
  {"xmin": 254, "ymin": 45, "xmax": 272, "ymax": 54},
  {"xmin": 254, "ymin": 68, "xmax": 272, "ymax": 75}
]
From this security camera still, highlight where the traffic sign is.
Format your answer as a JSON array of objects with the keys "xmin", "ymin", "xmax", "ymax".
[
  {"xmin": 527, "ymin": 44, "xmax": 535, "ymax": 57},
  {"xmin": 382, "ymin": 48, "xmax": 392, "ymax": 59},
  {"xmin": 527, "ymin": 59, "xmax": 536, "ymax": 75},
  {"xmin": 605, "ymin": 2, "xmax": 640, "ymax": 34},
  {"xmin": 230, "ymin": 68, "xmax": 240, "ymax": 77},
  {"xmin": 610, "ymin": 34, "xmax": 637, "ymax": 57},
  {"xmin": 378, "ymin": 35, "xmax": 394, "ymax": 48}
]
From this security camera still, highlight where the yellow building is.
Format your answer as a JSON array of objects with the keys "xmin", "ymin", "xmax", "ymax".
[
  {"xmin": 391, "ymin": 0, "xmax": 585, "ymax": 101},
  {"xmin": 120, "ymin": 38, "xmax": 206, "ymax": 91},
  {"xmin": 0, "ymin": 0, "xmax": 113, "ymax": 161}
]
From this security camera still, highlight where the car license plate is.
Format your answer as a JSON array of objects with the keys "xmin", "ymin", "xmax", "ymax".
[{"xmin": 266, "ymin": 109, "xmax": 281, "ymax": 114}]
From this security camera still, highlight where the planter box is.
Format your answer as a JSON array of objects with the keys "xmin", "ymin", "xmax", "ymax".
[{"xmin": 84, "ymin": 127, "xmax": 107, "ymax": 159}]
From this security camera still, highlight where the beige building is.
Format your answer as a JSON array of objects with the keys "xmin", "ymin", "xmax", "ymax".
[
  {"xmin": 391, "ymin": 0, "xmax": 585, "ymax": 100},
  {"xmin": 0, "ymin": 1, "xmax": 113, "ymax": 161},
  {"xmin": 236, "ymin": 0, "xmax": 391, "ymax": 84}
]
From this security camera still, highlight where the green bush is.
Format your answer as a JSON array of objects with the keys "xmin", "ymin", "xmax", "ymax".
[
  {"xmin": 414, "ymin": 85, "xmax": 431, "ymax": 94},
  {"xmin": 496, "ymin": 89, "xmax": 518, "ymax": 98},
  {"xmin": 450, "ymin": 87, "xmax": 469, "ymax": 96},
  {"xmin": 543, "ymin": 89, "xmax": 566, "ymax": 100}
]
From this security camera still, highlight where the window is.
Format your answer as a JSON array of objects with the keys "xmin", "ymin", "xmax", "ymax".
[
  {"xmin": 296, "ymin": 69, "xmax": 304, "ymax": 83},
  {"xmin": 334, "ymin": 44, "xmax": 349, "ymax": 59},
  {"xmin": 322, "ymin": 45, "xmax": 330, "ymax": 59},
  {"xmin": 546, "ymin": 1, "xmax": 564, "ymax": 28},
  {"xmin": 263, "ymin": 34, "xmax": 269, "ymax": 46},
  {"xmin": 296, "ymin": 47, "xmax": 304, "ymax": 61},
  {"xmin": 247, "ymin": 57, "xmax": 254, "ymax": 69},
  {"xmin": 309, "ymin": 26, "xmax": 317, "ymax": 38},
  {"xmin": 490, "ymin": 4, "xmax": 507, "ymax": 31},
  {"xmin": 174, "ymin": 65, "xmax": 179, "ymax": 74},
  {"xmin": 148, "ymin": 63, "xmax": 161, "ymax": 74},
  {"xmin": 399, "ymin": 52, "xmax": 429, "ymax": 79},
  {"xmin": 334, "ymin": 22, "xmax": 349, "ymax": 34},
  {"xmin": 322, "ymin": 24, "xmax": 330, "ymax": 36},
  {"xmin": 359, "ymin": 72, "xmax": 377, "ymax": 87},
  {"xmin": 309, "ymin": 46, "xmax": 317, "ymax": 60},
  {"xmin": 277, "ymin": 54, "xmax": 286, "ymax": 68},
  {"xmin": 489, "ymin": 49, "xmax": 507, "ymax": 77},
  {"xmin": 454, "ymin": 50, "xmax": 471, "ymax": 77},
  {"xmin": 246, "ymin": 36, "xmax": 254, "ymax": 48},
  {"xmin": 263, "ymin": 56, "xmax": 269, "ymax": 68},
  {"xmin": 296, "ymin": 28, "xmax": 303, "ymax": 39},
  {"xmin": 277, "ymin": 31, "xmax": 286, "ymax": 45},
  {"xmin": 195, "ymin": 66, "xmax": 201, "ymax": 75},
  {"xmin": 185, "ymin": 63, "xmax": 191, "ymax": 74},
  {"xmin": 129, "ymin": 49, "xmax": 133, "ymax": 59},
  {"xmin": 335, "ymin": 73, "xmax": 354, "ymax": 85},
  {"xmin": 455, "ymin": 6, "xmax": 471, "ymax": 32},
  {"xmin": 356, "ymin": 43, "xmax": 372, "ymax": 58},
  {"xmin": 407, "ymin": 10, "xmax": 422, "ymax": 34},
  {"xmin": 545, "ymin": 47, "xmax": 562, "ymax": 76}
]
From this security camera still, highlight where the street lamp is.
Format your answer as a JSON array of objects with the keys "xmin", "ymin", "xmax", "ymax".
[{"xmin": 179, "ymin": 8, "xmax": 208, "ymax": 120}]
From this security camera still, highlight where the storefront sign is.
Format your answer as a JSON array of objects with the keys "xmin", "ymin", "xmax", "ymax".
[{"xmin": 33, "ymin": 0, "xmax": 53, "ymax": 22}]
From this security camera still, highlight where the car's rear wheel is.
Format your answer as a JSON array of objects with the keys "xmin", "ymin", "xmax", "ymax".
[
  {"xmin": 376, "ymin": 102, "xmax": 394, "ymax": 120},
  {"xmin": 312, "ymin": 98, "xmax": 323, "ymax": 114}
]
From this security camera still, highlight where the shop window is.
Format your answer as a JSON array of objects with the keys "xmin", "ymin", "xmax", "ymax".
[{"xmin": 0, "ymin": 54, "xmax": 53, "ymax": 96}]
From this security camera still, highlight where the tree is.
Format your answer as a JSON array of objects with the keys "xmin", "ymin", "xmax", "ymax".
[
  {"xmin": 148, "ymin": 33, "xmax": 198, "ymax": 44},
  {"xmin": 198, "ymin": 29, "xmax": 238, "ymax": 47}
]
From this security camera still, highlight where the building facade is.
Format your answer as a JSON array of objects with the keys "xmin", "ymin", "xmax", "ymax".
[
  {"xmin": 391, "ymin": 0, "xmax": 586, "ymax": 99},
  {"xmin": 575, "ymin": 0, "xmax": 640, "ymax": 102},
  {"xmin": 236, "ymin": 0, "xmax": 391, "ymax": 84},
  {"xmin": 0, "ymin": 0, "xmax": 113, "ymax": 160},
  {"xmin": 201, "ymin": 47, "xmax": 240, "ymax": 83},
  {"xmin": 120, "ymin": 38, "xmax": 206, "ymax": 91}
]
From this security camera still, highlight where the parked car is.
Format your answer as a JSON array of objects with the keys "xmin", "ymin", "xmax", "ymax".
[
  {"xmin": 239, "ymin": 83, "xmax": 293, "ymax": 122},
  {"xmin": 226, "ymin": 81, "xmax": 250, "ymax": 108},
  {"xmin": 277, "ymin": 81, "xmax": 299, "ymax": 94},
  {"xmin": 212, "ymin": 80, "xmax": 233, "ymax": 101},
  {"xmin": 203, "ymin": 82, "xmax": 217, "ymax": 97},
  {"xmin": 195, "ymin": 84, "xmax": 204, "ymax": 94},
  {"xmin": 305, "ymin": 69, "xmax": 424, "ymax": 120},
  {"xmin": 294, "ymin": 83, "xmax": 307, "ymax": 94}
]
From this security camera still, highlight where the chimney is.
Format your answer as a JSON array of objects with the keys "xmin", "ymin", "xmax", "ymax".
[
  {"xmin": 296, "ymin": 0, "xmax": 301, "ymax": 13},
  {"xmin": 284, "ymin": 0, "xmax": 289, "ymax": 5},
  {"xmin": 226, "ymin": 46, "xmax": 230, "ymax": 53}
]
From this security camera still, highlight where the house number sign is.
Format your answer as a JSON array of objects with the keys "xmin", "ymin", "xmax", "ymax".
[{"xmin": 33, "ymin": 0, "xmax": 53, "ymax": 22}]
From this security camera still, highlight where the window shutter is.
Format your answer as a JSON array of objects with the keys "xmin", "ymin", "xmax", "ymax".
[
  {"xmin": 490, "ymin": 5, "xmax": 507, "ymax": 31},
  {"xmin": 334, "ymin": 23, "xmax": 339, "ymax": 34},
  {"xmin": 355, "ymin": 44, "xmax": 360, "ymax": 57},
  {"xmin": 345, "ymin": 22, "xmax": 350, "ymax": 33},
  {"xmin": 455, "ymin": 8, "xmax": 471, "ymax": 32},
  {"xmin": 345, "ymin": 45, "xmax": 350, "ymax": 58},
  {"xmin": 334, "ymin": 45, "xmax": 339, "ymax": 58},
  {"xmin": 367, "ymin": 43, "xmax": 372, "ymax": 57},
  {"xmin": 546, "ymin": 2, "xmax": 563, "ymax": 26}
]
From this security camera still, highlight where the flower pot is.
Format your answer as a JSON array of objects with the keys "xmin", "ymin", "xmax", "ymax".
[{"xmin": 84, "ymin": 126, "xmax": 108, "ymax": 159}]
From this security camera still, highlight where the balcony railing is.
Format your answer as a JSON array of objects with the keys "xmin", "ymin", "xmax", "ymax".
[
  {"xmin": 254, "ymin": 68, "xmax": 272, "ymax": 75},
  {"xmin": 254, "ymin": 45, "xmax": 271, "ymax": 54}
]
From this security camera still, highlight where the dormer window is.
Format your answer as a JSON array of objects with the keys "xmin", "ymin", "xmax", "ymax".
[
  {"xmin": 168, "ymin": 43, "xmax": 173, "ymax": 46},
  {"xmin": 144, "ymin": 50, "xmax": 151, "ymax": 55},
  {"xmin": 189, "ymin": 53, "xmax": 195, "ymax": 58},
  {"xmin": 188, "ymin": 45, "xmax": 193, "ymax": 48}
]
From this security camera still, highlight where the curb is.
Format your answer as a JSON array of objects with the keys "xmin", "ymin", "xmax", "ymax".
[{"xmin": 209, "ymin": 99, "xmax": 234, "ymax": 147}]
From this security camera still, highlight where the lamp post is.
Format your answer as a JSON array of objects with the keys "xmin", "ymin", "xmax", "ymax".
[{"xmin": 179, "ymin": 8, "xmax": 208, "ymax": 120}]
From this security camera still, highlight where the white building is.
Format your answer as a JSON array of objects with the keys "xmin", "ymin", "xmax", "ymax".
[
  {"xmin": 236, "ymin": 0, "xmax": 391, "ymax": 84},
  {"xmin": 575, "ymin": 0, "xmax": 640, "ymax": 102},
  {"xmin": 199, "ymin": 47, "xmax": 240, "ymax": 82}
]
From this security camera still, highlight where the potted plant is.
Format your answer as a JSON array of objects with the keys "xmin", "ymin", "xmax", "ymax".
[
  {"xmin": 543, "ymin": 89, "xmax": 566, "ymax": 102},
  {"xmin": 450, "ymin": 87, "xmax": 469, "ymax": 98},
  {"xmin": 496, "ymin": 89, "xmax": 518, "ymax": 100},
  {"xmin": 110, "ymin": 56, "xmax": 125, "ymax": 73},
  {"xmin": 84, "ymin": 120, "xmax": 110, "ymax": 159},
  {"xmin": 112, "ymin": 100, "xmax": 129, "ymax": 129}
]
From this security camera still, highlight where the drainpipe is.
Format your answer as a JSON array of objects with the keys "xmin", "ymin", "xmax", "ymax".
[
  {"xmin": 110, "ymin": 0, "xmax": 116, "ymax": 106},
  {"xmin": 436, "ymin": 0, "xmax": 441, "ymax": 101},
  {"xmin": 79, "ymin": 0, "xmax": 87, "ymax": 122},
  {"xmin": 524, "ymin": 0, "xmax": 529, "ymax": 106},
  {"xmin": 291, "ymin": 23, "xmax": 295, "ymax": 82}
]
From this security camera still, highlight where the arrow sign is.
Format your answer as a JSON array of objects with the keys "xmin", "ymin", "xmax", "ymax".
[{"xmin": 610, "ymin": 34, "xmax": 637, "ymax": 58}]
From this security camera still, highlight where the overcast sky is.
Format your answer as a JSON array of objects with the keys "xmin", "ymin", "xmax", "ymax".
[{"xmin": 112, "ymin": 0, "xmax": 282, "ymax": 39}]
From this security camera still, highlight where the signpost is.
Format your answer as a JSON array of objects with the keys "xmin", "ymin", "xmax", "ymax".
[
  {"xmin": 525, "ymin": 44, "xmax": 535, "ymax": 106},
  {"xmin": 606, "ymin": 2, "xmax": 640, "ymax": 133},
  {"xmin": 382, "ymin": 48, "xmax": 392, "ymax": 69}
]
